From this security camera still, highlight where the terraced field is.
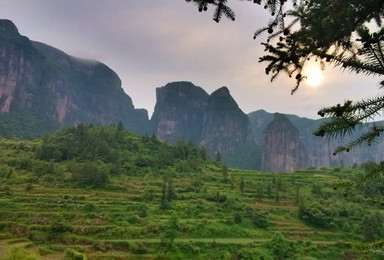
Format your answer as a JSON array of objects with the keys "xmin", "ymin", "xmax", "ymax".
[
  {"xmin": 0, "ymin": 131, "xmax": 383, "ymax": 259},
  {"xmin": 1, "ymin": 167, "xmax": 381, "ymax": 259}
]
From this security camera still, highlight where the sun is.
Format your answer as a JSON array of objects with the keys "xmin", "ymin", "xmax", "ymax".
[{"xmin": 304, "ymin": 67, "xmax": 324, "ymax": 87}]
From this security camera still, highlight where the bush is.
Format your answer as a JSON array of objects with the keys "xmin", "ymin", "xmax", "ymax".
[
  {"xmin": 362, "ymin": 211, "xmax": 384, "ymax": 242},
  {"xmin": 82, "ymin": 203, "xmax": 97, "ymax": 212},
  {"xmin": 238, "ymin": 248, "xmax": 272, "ymax": 260},
  {"xmin": 298, "ymin": 201, "xmax": 337, "ymax": 228},
  {"xmin": 50, "ymin": 217, "xmax": 71, "ymax": 236},
  {"xmin": 245, "ymin": 207, "xmax": 269, "ymax": 228},
  {"xmin": 130, "ymin": 242, "xmax": 148, "ymax": 254},
  {"xmin": 71, "ymin": 161, "xmax": 109, "ymax": 188},
  {"xmin": 25, "ymin": 183, "xmax": 33, "ymax": 192},
  {"xmin": 269, "ymin": 232, "xmax": 291, "ymax": 260},
  {"xmin": 64, "ymin": 248, "xmax": 87, "ymax": 260}
]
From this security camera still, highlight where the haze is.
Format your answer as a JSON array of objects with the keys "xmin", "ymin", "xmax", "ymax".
[{"xmin": 0, "ymin": 0, "xmax": 380, "ymax": 118}]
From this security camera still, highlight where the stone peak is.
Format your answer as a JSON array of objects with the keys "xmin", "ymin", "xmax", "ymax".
[
  {"xmin": 211, "ymin": 86, "xmax": 230, "ymax": 96},
  {"xmin": 266, "ymin": 113, "xmax": 298, "ymax": 132},
  {"xmin": 156, "ymin": 81, "xmax": 209, "ymax": 101},
  {"xmin": 0, "ymin": 19, "xmax": 19, "ymax": 35}
]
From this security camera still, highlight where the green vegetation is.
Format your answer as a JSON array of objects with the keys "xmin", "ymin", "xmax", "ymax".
[
  {"xmin": 0, "ymin": 125, "xmax": 384, "ymax": 258},
  {"xmin": 0, "ymin": 110, "xmax": 61, "ymax": 140}
]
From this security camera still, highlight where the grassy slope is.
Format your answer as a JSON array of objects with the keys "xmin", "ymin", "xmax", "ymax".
[{"xmin": 0, "ymin": 137, "xmax": 383, "ymax": 259}]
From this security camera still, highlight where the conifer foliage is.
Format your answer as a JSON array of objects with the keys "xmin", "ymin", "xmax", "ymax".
[{"xmin": 186, "ymin": 0, "xmax": 384, "ymax": 183}]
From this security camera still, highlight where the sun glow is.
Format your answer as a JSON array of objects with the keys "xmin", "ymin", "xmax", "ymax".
[{"xmin": 304, "ymin": 67, "xmax": 324, "ymax": 87}]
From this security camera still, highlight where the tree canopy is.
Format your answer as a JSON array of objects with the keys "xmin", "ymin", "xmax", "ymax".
[{"xmin": 186, "ymin": 0, "xmax": 384, "ymax": 184}]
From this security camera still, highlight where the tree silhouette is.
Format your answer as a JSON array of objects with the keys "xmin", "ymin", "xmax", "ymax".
[{"xmin": 186, "ymin": 0, "xmax": 384, "ymax": 183}]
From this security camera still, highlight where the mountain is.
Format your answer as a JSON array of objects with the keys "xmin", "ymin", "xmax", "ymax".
[
  {"xmin": 150, "ymin": 81, "xmax": 209, "ymax": 143},
  {"xmin": 2, "ymin": 19, "xmax": 382, "ymax": 171},
  {"xmin": 0, "ymin": 19, "xmax": 149, "ymax": 138},
  {"xmin": 261, "ymin": 113, "xmax": 302, "ymax": 172},
  {"xmin": 200, "ymin": 87, "xmax": 251, "ymax": 156},
  {"xmin": 249, "ymin": 109, "xmax": 384, "ymax": 170},
  {"xmin": 151, "ymin": 84, "xmax": 260, "ymax": 170}
]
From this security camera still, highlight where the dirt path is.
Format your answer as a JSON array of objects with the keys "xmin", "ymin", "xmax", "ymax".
[
  {"xmin": 251, "ymin": 202, "xmax": 297, "ymax": 209},
  {"xmin": 102, "ymin": 191, "xmax": 138, "ymax": 197}
]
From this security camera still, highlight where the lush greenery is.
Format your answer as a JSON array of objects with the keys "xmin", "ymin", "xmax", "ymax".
[
  {"xmin": 0, "ymin": 110, "xmax": 61, "ymax": 140},
  {"xmin": 0, "ymin": 125, "xmax": 383, "ymax": 258}
]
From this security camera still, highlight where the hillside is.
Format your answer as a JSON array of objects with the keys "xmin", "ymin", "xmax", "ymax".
[
  {"xmin": 0, "ymin": 19, "xmax": 149, "ymax": 138},
  {"xmin": 0, "ymin": 125, "xmax": 384, "ymax": 259}
]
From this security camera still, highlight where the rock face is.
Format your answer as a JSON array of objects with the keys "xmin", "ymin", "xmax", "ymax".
[
  {"xmin": 151, "ymin": 84, "xmax": 259, "ymax": 169},
  {"xmin": 151, "ymin": 82, "xmax": 209, "ymax": 143},
  {"xmin": 200, "ymin": 87, "xmax": 251, "ymax": 157},
  {"xmin": 294, "ymin": 120, "xmax": 384, "ymax": 168},
  {"xmin": 0, "ymin": 19, "xmax": 149, "ymax": 138},
  {"xmin": 249, "ymin": 109, "xmax": 384, "ymax": 170},
  {"xmin": 261, "ymin": 113, "xmax": 301, "ymax": 172}
]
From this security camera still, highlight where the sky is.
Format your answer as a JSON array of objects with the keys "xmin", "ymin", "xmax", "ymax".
[{"xmin": 0, "ymin": 0, "xmax": 381, "ymax": 119}]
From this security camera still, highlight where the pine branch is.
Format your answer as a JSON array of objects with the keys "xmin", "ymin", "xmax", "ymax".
[
  {"xmin": 355, "ymin": 161, "xmax": 384, "ymax": 185},
  {"xmin": 334, "ymin": 124, "xmax": 384, "ymax": 153}
]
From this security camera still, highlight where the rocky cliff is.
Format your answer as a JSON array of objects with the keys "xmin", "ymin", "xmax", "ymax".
[
  {"xmin": 151, "ymin": 83, "xmax": 260, "ymax": 169},
  {"xmin": 261, "ymin": 113, "xmax": 301, "ymax": 172},
  {"xmin": 200, "ymin": 87, "xmax": 251, "ymax": 157},
  {"xmin": 0, "ymin": 19, "xmax": 149, "ymax": 138},
  {"xmin": 150, "ymin": 81, "xmax": 209, "ymax": 143},
  {"xmin": 250, "ymin": 109, "xmax": 384, "ymax": 169}
]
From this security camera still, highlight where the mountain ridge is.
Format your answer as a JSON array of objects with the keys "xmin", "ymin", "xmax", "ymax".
[
  {"xmin": 1, "ymin": 19, "xmax": 383, "ymax": 172},
  {"xmin": 0, "ymin": 19, "xmax": 149, "ymax": 138}
]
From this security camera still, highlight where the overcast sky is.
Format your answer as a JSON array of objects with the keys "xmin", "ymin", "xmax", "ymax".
[{"xmin": 1, "ymin": 0, "xmax": 381, "ymax": 119}]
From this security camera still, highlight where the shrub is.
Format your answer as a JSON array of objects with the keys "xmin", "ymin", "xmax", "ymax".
[
  {"xmin": 50, "ymin": 217, "xmax": 71, "ymax": 236},
  {"xmin": 82, "ymin": 203, "xmax": 97, "ymax": 212},
  {"xmin": 238, "ymin": 248, "xmax": 272, "ymax": 260},
  {"xmin": 71, "ymin": 162, "xmax": 109, "ymax": 188},
  {"xmin": 64, "ymin": 248, "xmax": 87, "ymax": 260},
  {"xmin": 130, "ymin": 242, "xmax": 148, "ymax": 254},
  {"xmin": 269, "ymin": 232, "xmax": 290, "ymax": 260},
  {"xmin": 25, "ymin": 183, "xmax": 33, "ymax": 192},
  {"xmin": 362, "ymin": 211, "xmax": 384, "ymax": 242}
]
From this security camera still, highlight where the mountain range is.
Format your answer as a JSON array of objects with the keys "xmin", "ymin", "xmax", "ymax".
[{"xmin": 1, "ymin": 19, "xmax": 382, "ymax": 172}]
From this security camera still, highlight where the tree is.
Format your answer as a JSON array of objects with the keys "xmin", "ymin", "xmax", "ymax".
[
  {"xmin": 117, "ymin": 121, "xmax": 124, "ymax": 131},
  {"xmin": 240, "ymin": 177, "xmax": 245, "ymax": 194},
  {"xmin": 269, "ymin": 232, "xmax": 290, "ymax": 260},
  {"xmin": 361, "ymin": 211, "xmax": 384, "ymax": 242},
  {"xmin": 163, "ymin": 211, "xmax": 179, "ymax": 249},
  {"xmin": 295, "ymin": 185, "xmax": 300, "ymax": 205},
  {"xmin": 215, "ymin": 151, "xmax": 222, "ymax": 164},
  {"xmin": 161, "ymin": 178, "xmax": 170, "ymax": 209},
  {"xmin": 186, "ymin": 0, "xmax": 384, "ymax": 184},
  {"xmin": 72, "ymin": 161, "xmax": 109, "ymax": 188},
  {"xmin": 256, "ymin": 183, "xmax": 263, "ymax": 200},
  {"xmin": 166, "ymin": 178, "xmax": 177, "ymax": 201},
  {"xmin": 221, "ymin": 164, "xmax": 229, "ymax": 181}
]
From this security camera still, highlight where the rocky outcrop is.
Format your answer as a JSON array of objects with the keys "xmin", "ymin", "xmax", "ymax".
[
  {"xmin": 296, "ymin": 121, "xmax": 384, "ymax": 168},
  {"xmin": 250, "ymin": 109, "xmax": 384, "ymax": 170},
  {"xmin": 151, "ymin": 81, "xmax": 209, "ymax": 143},
  {"xmin": 261, "ymin": 113, "xmax": 301, "ymax": 172},
  {"xmin": 0, "ymin": 19, "xmax": 149, "ymax": 138},
  {"xmin": 200, "ymin": 87, "xmax": 251, "ymax": 157},
  {"xmin": 151, "ymin": 83, "xmax": 260, "ymax": 169}
]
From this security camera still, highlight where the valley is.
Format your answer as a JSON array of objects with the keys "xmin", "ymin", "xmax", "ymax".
[{"xmin": 0, "ymin": 127, "xmax": 383, "ymax": 259}]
